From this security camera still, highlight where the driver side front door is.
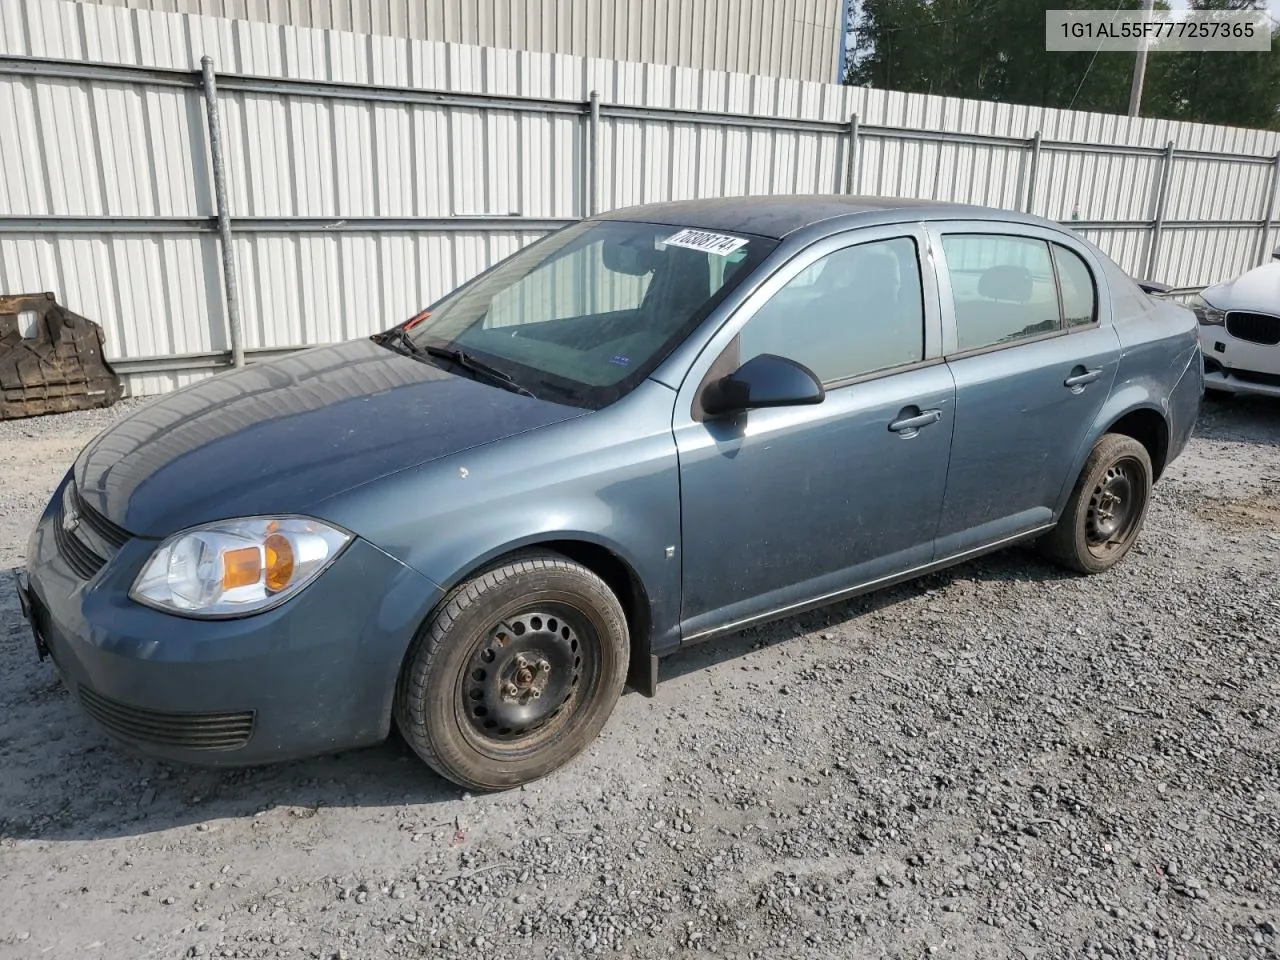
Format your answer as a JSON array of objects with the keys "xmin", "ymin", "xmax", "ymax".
[{"xmin": 673, "ymin": 227, "xmax": 957, "ymax": 642}]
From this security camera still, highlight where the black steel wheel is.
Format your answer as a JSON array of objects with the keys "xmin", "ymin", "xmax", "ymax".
[
  {"xmin": 394, "ymin": 552, "xmax": 628, "ymax": 790},
  {"xmin": 456, "ymin": 605, "xmax": 593, "ymax": 754},
  {"xmin": 1084, "ymin": 457, "xmax": 1145, "ymax": 561},
  {"xmin": 1042, "ymin": 433, "xmax": 1153, "ymax": 575}
]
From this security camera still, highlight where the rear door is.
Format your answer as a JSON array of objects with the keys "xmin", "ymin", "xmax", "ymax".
[{"xmin": 928, "ymin": 223, "xmax": 1121, "ymax": 556}]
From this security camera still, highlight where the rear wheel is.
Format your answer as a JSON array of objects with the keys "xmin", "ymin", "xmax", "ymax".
[
  {"xmin": 394, "ymin": 552, "xmax": 628, "ymax": 790},
  {"xmin": 1041, "ymin": 433, "xmax": 1153, "ymax": 575}
]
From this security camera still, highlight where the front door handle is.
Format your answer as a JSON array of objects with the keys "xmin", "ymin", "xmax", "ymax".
[
  {"xmin": 1064, "ymin": 367, "xmax": 1102, "ymax": 391},
  {"xmin": 888, "ymin": 408, "xmax": 942, "ymax": 437}
]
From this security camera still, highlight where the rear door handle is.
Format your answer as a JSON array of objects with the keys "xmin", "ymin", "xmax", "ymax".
[
  {"xmin": 888, "ymin": 408, "xmax": 942, "ymax": 436},
  {"xmin": 1064, "ymin": 368, "xmax": 1102, "ymax": 390}
]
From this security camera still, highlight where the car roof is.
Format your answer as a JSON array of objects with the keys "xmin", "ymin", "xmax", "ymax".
[{"xmin": 595, "ymin": 194, "xmax": 1061, "ymax": 241}]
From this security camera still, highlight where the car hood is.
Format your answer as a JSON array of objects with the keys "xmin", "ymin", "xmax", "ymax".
[
  {"xmin": 74, "ymin": 340, "xmax": 586, "ymax": 537},
  {"xmin": 1203, "ymin": 261, "xmax": 1280, "ymax": 314}
]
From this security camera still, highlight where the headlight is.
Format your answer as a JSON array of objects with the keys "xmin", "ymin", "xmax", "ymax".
[
  {"xmin": 1189, "ymin": 294, "xmax": 1226, "ymax": 326},
  {"xmin": 130, "ymin": 517, "xmax": 352, "ymax": 617}
]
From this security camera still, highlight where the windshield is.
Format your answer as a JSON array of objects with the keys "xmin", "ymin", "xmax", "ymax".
[{"xmin": 401, "ymin": 219, "xmax": 776, "ymax": 408}]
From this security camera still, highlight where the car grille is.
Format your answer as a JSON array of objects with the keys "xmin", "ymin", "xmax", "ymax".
[
  {"xmin": 54, "ymin": 518, "xmax": 104, "ymax": 579},
  {"xmin": 79, "ymin": 686, "xmax": 255, "ymax": 750},
  {"xmin": 70, "ymin": 483, "xmax": 130, "ymax": 547},
  {"xmin": 1225, "ymin": 311, "xmax": 1280, "ymax": 346},
  {"xmin": 54, "ymin": 481, "xmax": 131, "ymax": 579}
]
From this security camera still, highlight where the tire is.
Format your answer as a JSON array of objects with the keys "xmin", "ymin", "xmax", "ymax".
[
  {"xmin": 1204, "ymin": 386, "xmax": 1233, "ymax": 401},
  {"xmin": 394, "ymin": 551, "xmax": 629, "ymax": 790},
  {"xmin": 1041, "ymin": 433, "xmax": 1153, "ymax": 575}
]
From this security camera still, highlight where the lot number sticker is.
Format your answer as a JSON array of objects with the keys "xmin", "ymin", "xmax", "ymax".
[{"xmin": 663, "ymin": 228, "xmax": 749, "ymax": 256}]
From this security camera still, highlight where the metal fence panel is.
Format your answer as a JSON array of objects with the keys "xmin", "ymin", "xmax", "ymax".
[
  {"xmin": 1156, "ymin": 227, "xmax": 1263, "ymax": 293},
  {"xmin": 1164, "ymin": 156, "xmax": 1271, "ymax": 223},
  {"xmin": 4, "ymin": 0, "xmax": 1280, "ymax": 395},
  {"xmin": 70, "ymin": 0, "xmax": 845, "ymax": 84},
  {"xmin": 1034, "ymin": 150, "xmax": 1163, "ymax": 224},
  {"xmin": 0, "ymin": 230, "xmax": 223, "ymax": 355}
]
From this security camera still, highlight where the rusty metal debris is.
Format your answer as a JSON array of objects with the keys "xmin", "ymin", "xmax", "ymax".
[{"xmin": 0, "ymin": 292, "xmax": 122, "ymax": 419}]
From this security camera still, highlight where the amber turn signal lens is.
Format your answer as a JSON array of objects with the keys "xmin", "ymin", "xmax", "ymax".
[
  {"xmin": 264, "ymin": 533, "xmax": 295, "ymax": 593},
  {"xmin": 222, "ymin": 546, "xmax": 262, "ymax": 589}
]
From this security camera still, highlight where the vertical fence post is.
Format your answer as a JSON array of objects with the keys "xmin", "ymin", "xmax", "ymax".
[
  {"xmin": 200, "ymin": 55, "xmax": 244, "ymax": 369},
  {"xmin": 1144, "ymin": 140, "xmax": 1175, "ymax": 281},
  {"xmin": 586, "ymin": 90, "xmax": 601, "ymax": 216},
  {"xmin": 1255, "ymin": 151, "xmax": 1280, "ymax": 266},
  {"xmin": 844, "ymin": 113, "xmax": 860, "ymax": 194},
  {"xmin": 1023, "ymin": 131, "xmax": 1042, "ymax": 214}
]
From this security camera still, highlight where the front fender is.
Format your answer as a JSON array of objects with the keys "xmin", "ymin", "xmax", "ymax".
[{"xmin": 314, "ymin": 382, "xmax": 684, "ymax": 658}]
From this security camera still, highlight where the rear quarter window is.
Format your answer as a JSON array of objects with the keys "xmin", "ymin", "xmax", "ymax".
[{"xmin": 1053, "ymin": 244, "xmax": 1098, "ymax": 327}]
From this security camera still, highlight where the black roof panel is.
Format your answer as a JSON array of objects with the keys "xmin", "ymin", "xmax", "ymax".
[{"xmin": 595, "ymin": 194, "xmax": 1052, "ymax": 239}]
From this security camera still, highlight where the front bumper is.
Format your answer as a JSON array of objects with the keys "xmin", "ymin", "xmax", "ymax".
[
  {"xmin": 1199, "ymin": 326, "xmax": 1280, "ymax": 398},
  {"xmin": 1202, "ymin": 368, "xmax": 1280, "ymax": 399},
  {"xmin": 22, "ymin": 481, "xmax": 444, "ymax": 765}
]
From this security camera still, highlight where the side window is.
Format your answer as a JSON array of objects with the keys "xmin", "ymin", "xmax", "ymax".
[
  {"xmin": 941, "ymin": 234, "xmax": 1061, "ymax": 352},
  {"xmin": 1053, "ymin": 244, "xmax": 1097, "ymax": 327},
  {"xmin": 737, "ymin": 237, "xmax": 925, "ymax": 383}
]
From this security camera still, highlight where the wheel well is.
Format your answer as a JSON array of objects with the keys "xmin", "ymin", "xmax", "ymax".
[
  {"xmin": 1106, "ymin": 408, "xmax": 1170, "ymax": 480},
  {"xmin": 444, "ymin": 539, "xmax": 655, "ymax": 693},
  {"xmin": 540, "ymin": 540, "xmax": 652, "ymax": 649}
]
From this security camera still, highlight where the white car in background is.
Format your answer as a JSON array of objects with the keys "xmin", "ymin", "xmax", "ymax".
[{"xmin": 1193, "ymin": 260, "xmax": 1280, "ymax": 398}]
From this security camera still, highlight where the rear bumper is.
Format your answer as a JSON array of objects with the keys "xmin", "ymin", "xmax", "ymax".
[{"xmin": 22, "ymin": 483, "xmax": 443, "ymax": 765}]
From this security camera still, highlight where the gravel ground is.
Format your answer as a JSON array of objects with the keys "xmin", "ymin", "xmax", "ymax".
[{"xmin": 0, "ymin": 395, "xmax": 1278, "ymax": 960}]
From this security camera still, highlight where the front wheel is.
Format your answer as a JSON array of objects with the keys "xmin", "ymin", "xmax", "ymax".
[
  {"xmin": 1041, "ymin": 433, "xmax": 1153, "ymax": 575},
  {"xmin": 394, "ymin": 552, "xmax": 628, "ymax": 790}
]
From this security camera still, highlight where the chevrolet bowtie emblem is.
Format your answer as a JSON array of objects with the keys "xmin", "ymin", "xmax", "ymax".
[{"xmin": 62, "ymin": 505, "xmax": 80, "ymax": 534}]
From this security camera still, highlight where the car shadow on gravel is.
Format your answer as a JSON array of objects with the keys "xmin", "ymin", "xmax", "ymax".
[
  {"xmin": 659, "ymin": 543, "xmax": 1073, "ymax": 683},
  {"xmin": 1, "ymin": 547, "xmax": 1067, "ymax": 844},
  {"xmin": 1197, "ymin": 394, "xmax": 1280, "ymax": 446},
  {"xmin": 0, "ymin": 570, "xmax": 464, "ymax": 845}
]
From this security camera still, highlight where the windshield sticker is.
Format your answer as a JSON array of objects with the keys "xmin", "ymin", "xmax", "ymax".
[
  {"xmin": 403, "ymin": 308, "xmax": 431, "ymax": 330},
  {"xmin": 610, "ymin": 355, "xmax": 631, "ymax": 367},
  {"xmin": 662, "ymin": 228, "xmax": 749, "ymax": 257}
]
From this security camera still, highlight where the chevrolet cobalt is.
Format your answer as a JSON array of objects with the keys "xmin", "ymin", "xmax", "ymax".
[{"xmin": 19, "ymin": 197, "xmax": 1203, "ymax": 790}]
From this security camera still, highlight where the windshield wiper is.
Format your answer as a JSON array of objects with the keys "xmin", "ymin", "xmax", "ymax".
[
  {"xmin": 421, "ymin": 344, "xmax": 536, "ymax": 398},
  {"xmin": 374, "ymin": 326, "xmax": 423, "ymax": 357},
  {"xmin": 375, "ymin": 328, "xmax": 536, "ymax": 398}
]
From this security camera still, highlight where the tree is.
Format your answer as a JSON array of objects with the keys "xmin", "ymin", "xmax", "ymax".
[
  {"xmin": 846, "ymin": 0, "xmax": 1280, "ymax": 130},
  {"xmin": 1145, "ymin": 0, "xmax": 1280, "ymax": 128}
]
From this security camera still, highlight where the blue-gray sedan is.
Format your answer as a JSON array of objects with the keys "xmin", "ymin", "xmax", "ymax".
[{"xmin": 19, "ymin": 196, "xmax": 1203, "ymax": 789}]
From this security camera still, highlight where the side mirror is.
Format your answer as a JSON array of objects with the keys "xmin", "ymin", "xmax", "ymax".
[{"xmin": 701, "ymin": 354, "xmax": 825, "ymax": 418}]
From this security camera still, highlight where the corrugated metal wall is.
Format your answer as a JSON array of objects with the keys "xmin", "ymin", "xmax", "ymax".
[
  {"xmin": 2, "ymin": 0, "xmax": 1278, "ymax": 396},
  {"xmin": 70, "ymin": 0, "xmax": 846, "ymax": 84}
]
